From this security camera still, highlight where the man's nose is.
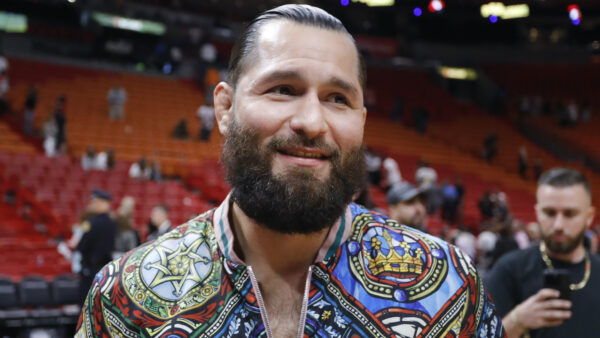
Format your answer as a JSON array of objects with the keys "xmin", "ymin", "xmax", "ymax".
[
  {"xmin": 289, "ymin": 92, "xmax": 328, "ymax": 139},
  {"xmin": 552, "ymin": 213, "xmax": 567, "ymax": 232}
]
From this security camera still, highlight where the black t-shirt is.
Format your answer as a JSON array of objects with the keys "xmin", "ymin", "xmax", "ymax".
[{"xmin": 486, "ymin": 245, "xmax": 600, "ymax": 338}]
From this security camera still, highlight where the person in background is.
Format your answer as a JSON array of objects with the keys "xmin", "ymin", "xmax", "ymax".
[
  {"xmin": 171, "ymin": 117, "xmax": 190, "ymax": 140},
  {"xmin": 386, "ymin": 182, "xmax": 428, "ymax": 232},
  {"xmin": 526, "ymin": 221, "xmax": 542, "ymax": 244},
  {"xmin": 53, "ymin": 95, "xmax": 67, "ymax": 154},
  {"xmin": 42, "ymin": 115, "xmax": 58, "ymax": 157},
  {"xmin": 479, "ymin": 191, "xmax": 495, "ymax": 221},
  {"xmin": 149, "ymin": 159, "xmax": 162, "ymax": 181},
  {"xmin": 146, "ymin": 204, "xmax": 171, "ymax": 241},
  {"xmin": 518, "ymin": 146, "xmax": 528, "ymax": 179},
  {"xmin": 381, "ymin": 156, "xmax": 402, "ymax": 190},
  {"xmin": 197, "ymin": 101, "xmax": 215, "ymax": 141},
  {"xmin": 364, "ymin": 147, "xmax": 383, "ymax": 186},
  {"xmin": 482, "ymin": 132, "xmax": 498, "ymax": 163},
  {"xmin": 129, "ymin": 156, "xmax": 151, "ymax": 179},
  {"xmin": 487, "ymin": 168, "xmax": 600, "ymax": 338},
  {"xmin": 441, "ymin": 179, "xmax": 459, "ymax": 224},
  {"xmin": 81, "ymin": 146, "xmax": 98, "ymax": 171},
  {"xmin": 76, "ymin": 189, "xmax": 117, "ymax": 305},
  {"xmin": 23, "ymin": 84, "xmax": 38, "ymax": 135},
  {"xmin": 107, "ymin": 84, "xmax": 127, "ymax": 120},
  {"xmin": 415, "ymin": 160, "xmax": 437, "ymax": 188},
  {"xmin": 113, "ymin": 196, "xmax": 140, "ymax": 259},
  {"xmin": 105, "ymin": 148, "xmax": 116, "ymax": 170},
  {"xmin": 489, "ymin": 218, "xmax": 520, "ymax": 268},
  {"xmin": 452, "ymin": 225, "xmax": 476, "ymax": 260},
  {"xmin": 95, "ymin": 148, "xmax": 115, "ymax": 171}
]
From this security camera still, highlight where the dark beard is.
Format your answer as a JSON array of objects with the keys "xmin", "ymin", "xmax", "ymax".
[
  {"xmin": 221, "ymin": 119, "xmax": 366, "ymax": 234},
  {"xmin": 542, "ymin": 227, "xmax": 587, "ymax": 254}
]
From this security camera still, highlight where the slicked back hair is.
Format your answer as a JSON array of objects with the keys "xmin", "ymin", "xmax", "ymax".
[
  {"xmin": 538, "ymin": 167, "xmax": 592, "ymax": 201},
  {"xmin": 227, "ymin": 4, "xmax": 366, "ymax": 92}
]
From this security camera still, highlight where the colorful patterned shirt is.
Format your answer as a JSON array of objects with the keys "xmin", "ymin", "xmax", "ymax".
[{"xmin": 76, "ymin": 196, "xmax": 505, "ymax": 337}]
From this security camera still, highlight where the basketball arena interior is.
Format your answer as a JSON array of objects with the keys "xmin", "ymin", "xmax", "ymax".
[{"xmin": 0, "ymin": 0, "xmax": 599, "ymax": 337}]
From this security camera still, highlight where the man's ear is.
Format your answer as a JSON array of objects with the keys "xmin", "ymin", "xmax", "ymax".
[
  {"xmin": 586, "ymin": 206, "xmax": 596, "ymax": 229},
  {"xmin": 361, "ymin": 106, "xmax": 367, "ymax": 125},
  {"xmin": 214, "ymin": 82, "xmax": 234, "ymax": 135}
]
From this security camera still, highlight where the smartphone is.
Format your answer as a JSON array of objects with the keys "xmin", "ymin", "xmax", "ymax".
[{"xmin": 543, "ymin": 269, "xmax": 571, "ymax": 300}]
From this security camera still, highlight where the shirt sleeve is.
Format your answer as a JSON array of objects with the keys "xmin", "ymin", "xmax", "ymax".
[
  {"xmin": 472, "ymin": 272, "xmax": 507, "ymax": 337},
  {"xmin": 451, "ymin": 245, "xmax": 506, "ymax": 337},
  {"xmin": 76, "ymin": 266, "xmax": 112, "ymax": 337},
  {"xmin": 75, "ymin": 260, "xmax": 142, "ymax": 337}
]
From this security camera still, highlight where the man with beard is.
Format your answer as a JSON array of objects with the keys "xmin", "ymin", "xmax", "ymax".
[
  {"xmin": 488, "ymin": 167, "xmax": 600, "ymax": 338},
  {"xmin": 76, "ymin": 5, "xmax": 503, "ymax": 337}
]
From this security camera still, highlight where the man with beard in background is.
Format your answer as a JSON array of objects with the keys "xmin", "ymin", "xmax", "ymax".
[
  {"xmin": 488, "ymin": 167, "xmax": 600, "ymax": 338},
  {"xmin": 76, "ymin": 5, "xmax": 503, "ymax": 337}
]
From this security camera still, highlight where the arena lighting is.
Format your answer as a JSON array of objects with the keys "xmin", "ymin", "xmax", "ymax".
[
  {"xmin": 413, "ymin": 7, "xmax": 423, "ymax": 17},
  {"xmin": 489, "ymin": 15, "xmax": 498, "ymax": 23},
  {"xmin": 428, "ymin": 0, "xmax": 445, "ymax": 13},
  {"xmin": 568, "ymin": 5, "xmax": 581, "ymax": 25},
  {"xmin": 438, "ymin": 66, "xmax": 477, "ymax": 80},
  {"xmin": 480, "ymin": 3, "xmax": 529, "ymax": 20},
  {"xmin": 92, "ymin": 12, "xmax": 166, "ymax": 35},
  {"xmin": 351, "ymin": 0, "xmax": 394, "ymax": 7},
  {"xmin": 341, "ymin": 0, "xmax": 349, "ymax": 6},
  {"xmin": 0, "ymin": 11, "xmax": 27, "ymax": 33}
]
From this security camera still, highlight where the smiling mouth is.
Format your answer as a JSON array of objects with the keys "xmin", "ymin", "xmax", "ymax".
[{"xmin": 278, "ymin": 148, "xmax": 331, "ymax": 159}]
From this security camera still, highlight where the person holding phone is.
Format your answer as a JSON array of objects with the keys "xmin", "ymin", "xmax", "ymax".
[{"xmin": 487, "ymin": 167, "xmax": 600, "ymax": 337}]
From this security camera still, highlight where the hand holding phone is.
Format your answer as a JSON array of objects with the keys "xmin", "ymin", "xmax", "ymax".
[
  {"xmin": 543, "ymin": 269, "xmax": 571, "ymax": 300},
  {"xmin": 511, "ymin": 287, "xmax": 572, "ymax": 331}
]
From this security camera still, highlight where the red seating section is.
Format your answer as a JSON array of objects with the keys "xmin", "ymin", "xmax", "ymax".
[
  {"xmin": 5, "ymin": 57, "xmax": 222, "ymax": 177},
  {"xmin": 483, "ymin": 63, "xmax": 600, "ymax": 170},
  {"xmin": 0, "ymin": 152, "xmax": 214, "ymax": 238}
]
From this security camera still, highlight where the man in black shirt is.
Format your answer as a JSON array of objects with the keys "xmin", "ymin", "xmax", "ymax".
[
  {"xmin": 76, "ymin": 189, "xmax": 117, "ymax": 305},
  {"xmin": 487, "ymin": 168, "xmax": 600, "ymax": 338}
]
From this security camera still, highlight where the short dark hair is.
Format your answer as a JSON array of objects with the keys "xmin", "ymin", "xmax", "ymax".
[
  {"xmin": 538, "ymin": 167, "xmax": 591, "ymax": 198},
  {"xmin": 227, "ymin": 4, "xmax": 366, "ymax": 91}
]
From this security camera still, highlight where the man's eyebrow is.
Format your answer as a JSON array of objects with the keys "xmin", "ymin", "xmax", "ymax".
[
  {"xmin": 257, "ymin": 70, "xmax": 360, "ymax": 98},
  {"xmin": 327, "ymin": 76, "xmax": 360, "ymax": 98},
  {"xmin": 257, "ymin": 70, "xmax": 305, "ymax": 84}
]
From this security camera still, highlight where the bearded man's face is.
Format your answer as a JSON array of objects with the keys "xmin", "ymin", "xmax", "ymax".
[{"xmin": 222, "ymin": 119, "xmax": 365, "ymax": 234}]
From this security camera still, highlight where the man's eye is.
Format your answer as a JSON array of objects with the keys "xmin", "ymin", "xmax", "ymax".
[
  {"xmin": 269, "ymin": 85, "xmax": 294, "ymax": 96},
  {"xmin": 330, "ymin": 94, "xmax": 349, "ymax": 106},
  {"xmin": 544, "ymin": 210, "xmax": 556, "ymax": 217}
]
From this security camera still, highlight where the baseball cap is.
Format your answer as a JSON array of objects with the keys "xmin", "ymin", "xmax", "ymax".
[
  {"xmin": 386, "ymin": 182, "xmax": 423, "ymax": 205},
  {"xmin": 91, "ymin": 188, "xmax": 113, "ymax": 201}
]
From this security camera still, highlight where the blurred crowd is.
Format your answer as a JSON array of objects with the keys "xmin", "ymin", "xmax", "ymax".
[{"xmin": 363, "ymin": 147, "xmax": 600, "ymax": 281}]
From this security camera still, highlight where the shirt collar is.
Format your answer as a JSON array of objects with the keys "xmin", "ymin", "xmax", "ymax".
[{"xmin": 212, "ymin": 193, "xmax": 353, "ymax": 266}]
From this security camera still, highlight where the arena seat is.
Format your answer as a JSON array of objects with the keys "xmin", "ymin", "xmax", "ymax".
[
  {"xmin": 50, "ymin": 274, "xmax": 79, "ymax": 306},
  {"xmin": 18, "ymin": 275, "xmax": 53, "ymax": 307},
  {"xmin": 0, "ymin": 276, "xmax": 19, "ymax": 309}
]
